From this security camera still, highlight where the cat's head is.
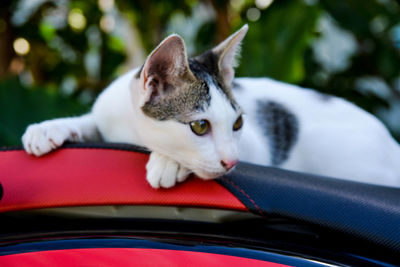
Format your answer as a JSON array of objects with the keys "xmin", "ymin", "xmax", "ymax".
[{"xmin": 135, "ymin": 25, "xmax": 248, "ymax": 179}]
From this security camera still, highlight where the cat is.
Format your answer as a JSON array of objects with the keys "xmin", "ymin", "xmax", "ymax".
[{"xmin": 22, "ymin": 25, "xmax": 400, "ymax": 188}]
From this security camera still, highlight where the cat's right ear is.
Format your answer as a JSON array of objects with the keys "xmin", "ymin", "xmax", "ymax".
[
  {"xmin": 138, "ymin": 34, "xmax": 195, "ymax": 105},
  {"xmin": 212, "ymin": 24, "xmax": 248, "ymax": 87},
  {"xmin": 194, "ymin": 24, "xmax": 248, "ymax": 88}
]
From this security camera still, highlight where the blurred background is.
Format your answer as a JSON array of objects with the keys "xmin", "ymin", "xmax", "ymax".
[{"xmin": 0, "ymin": 0, "xmax": 399, "ymax": 146}]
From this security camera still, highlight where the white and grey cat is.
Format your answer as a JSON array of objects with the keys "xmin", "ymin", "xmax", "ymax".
[{"xmin": 22, "ymin": 25, "xmax": 400, "ymax": 188}]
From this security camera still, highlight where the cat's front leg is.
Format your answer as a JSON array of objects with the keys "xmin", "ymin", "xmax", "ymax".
[
  {"xmin": 22, "ymin": 114, "xmax": 100, "ymax": 156},
  {"xmin": 146, "ymin": 152, "xmax": 191, "ymax": 189}
]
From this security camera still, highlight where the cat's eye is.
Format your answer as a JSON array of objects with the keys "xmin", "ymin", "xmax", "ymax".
[
  {"xmin": 233, "ymin": 115, "xmax": 243, "ymax": 131},
  {"xmin": 190, "ymin": 120, "xmax": 210, "ymax": 136}
]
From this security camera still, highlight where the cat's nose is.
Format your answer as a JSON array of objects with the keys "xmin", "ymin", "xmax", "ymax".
[{"xmin": 221, "ymin": 160, "xmax": 238, "ymax": 171}]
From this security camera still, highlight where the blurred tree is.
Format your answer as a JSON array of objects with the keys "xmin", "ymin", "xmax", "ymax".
[
  {"xmin": 0, "ymin": 0, "xmax": 15, "ymax": 79},
  {"xmin": 116, "ymin": 0, "xmax": 193, "ymax": 53},
  {"xmin": 208, "ymin": 0, "xmax": 230, "ymax": 43},
  {"xmin": 302, "ymin": 0, "xmax": 400, "ymax": 139},
  {"xmin": 0, "ymin": 78, "xmax": 89, "ymax": 146},
  {"xmin": 236, "ymin": 0, "xmax": 321, "ymax": 83},
  {"xmin": 6, "ymin": 0, "xmax": 126, "ymax": 94}
]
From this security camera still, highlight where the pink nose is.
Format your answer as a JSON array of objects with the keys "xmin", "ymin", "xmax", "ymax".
[{"xmin": 221, "ymin": 160, "xmax": 238, "ymax": 171}]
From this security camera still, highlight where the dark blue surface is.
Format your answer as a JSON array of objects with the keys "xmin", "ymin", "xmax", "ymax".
[{"xmin": 218, "ymin": 162, "xmax": 400, "ymax": 252}]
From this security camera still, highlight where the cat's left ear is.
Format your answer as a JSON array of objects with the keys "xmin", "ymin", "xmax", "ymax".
[
  {"xmin": 139, "ymin": 34, "xmax": 196, "ymax": 105},
  {"xmin": 212, "ymin": 24, "xmax": 248, "ymax": 86}
]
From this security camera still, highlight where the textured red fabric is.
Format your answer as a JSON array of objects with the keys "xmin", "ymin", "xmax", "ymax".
[
  {"xmin": 0, "ymin": 148, "xmax": 246, "ymax": 212},
  {"xmin": 0, "ymin": 248, "xmax": 288, "ymax": 267}
]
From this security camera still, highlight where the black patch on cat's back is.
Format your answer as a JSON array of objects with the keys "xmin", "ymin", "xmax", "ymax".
[{"xmin": 257, "ymin": 101, "xmax": 299, "ymax": 166}]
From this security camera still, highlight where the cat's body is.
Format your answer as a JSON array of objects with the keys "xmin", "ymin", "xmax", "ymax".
[
  {"xmin": 233, "ymin": 77, "xmax": 400, "ymax": 186},
  {"xmin": 22, "ymin": 25, "xmax": 400, "ymax": 188}
]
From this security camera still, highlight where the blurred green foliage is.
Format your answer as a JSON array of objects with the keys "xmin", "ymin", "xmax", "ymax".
[
  {"xmin": 0, "ymin": 78, "xmax": 89, "ymax": 146},
  {"xmin": 0, "ymin": 0, "xmax": 399, "ymax": 146},
  {"xmin": 237, "ymin": 1, "xmax": 321, "ymax": 82}
]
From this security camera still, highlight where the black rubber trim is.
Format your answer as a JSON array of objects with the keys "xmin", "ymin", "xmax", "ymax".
[
  {"xmin": 0, "ymin": 142, "xmax": 150, "ymax": 154},
  {"xmin": 61, "ymin": 142, "xmax": 150, "ymax": 154},
  {"xmin": 218, "ymin": 162, "xmax": 400, "ymax": 253}
]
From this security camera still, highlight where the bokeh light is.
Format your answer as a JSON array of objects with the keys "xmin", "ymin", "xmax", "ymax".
[
  {"xmin": 247, "ymin": 8, "xmax": 261, "ymax": 22},
  {"xmin": 68, "ymin": 8, "xmax": 87, "ymax": 31},
  {"xmin": 230, "ymin": 0, "xmax": 245, "ymax": 10},
  {"xmin": 13, "ymin": 37, "xmax": 30, "ymax": 56},
  {"xmin": 9, "ymin": 58, "xmax": 25, "ymax": 74},
  {"xmin": 255, "ymin": 0, "xmax": 273, "ymax": 10},
  {"xmin": 100, "ymin": 15, "xmax": 115, "ymax": 33},
  {"xmin": 98, "ymin": 0, "xmax": 115, "ymax": 12}
]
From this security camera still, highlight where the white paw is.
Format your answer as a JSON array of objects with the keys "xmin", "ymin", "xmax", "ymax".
[
  {"xmin": 146, "ymin": 152, "xmax": 191, "ymax": 189},
  {"xmin": 22, "ymin": 122, "xmax": 82, "ymax": 156}
]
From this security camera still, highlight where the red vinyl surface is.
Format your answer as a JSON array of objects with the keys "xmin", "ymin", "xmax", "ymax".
[
  {"xmin": 0, "ymin": 248, "xmax": 289, "ymax": 267},
  {"xmin": 0, "ymin": 148, "xmax": 246, "ymax": 212}
]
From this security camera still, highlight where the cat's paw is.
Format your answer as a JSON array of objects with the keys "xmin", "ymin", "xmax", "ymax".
[
  {"xmin": 146, "ymin": 152, "xmax": 191, "ymax": 189},
  {"xmin": 22, "ymin": 122, "xmax": 82, "ymax": 156}
]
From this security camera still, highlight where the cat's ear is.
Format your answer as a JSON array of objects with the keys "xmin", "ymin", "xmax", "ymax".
[
  {"xmin": 140, "ymin": 34, "xmax": 195, "ymax": 103},
  {"xmin": 213, "ymin": 24, "xmax": 248, "ymax": 86}
]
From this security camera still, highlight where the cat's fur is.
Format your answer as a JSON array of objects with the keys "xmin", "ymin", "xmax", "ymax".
[{"xmin": 22, "ymin": 25, "xmax": 400, "ymax": 188}]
